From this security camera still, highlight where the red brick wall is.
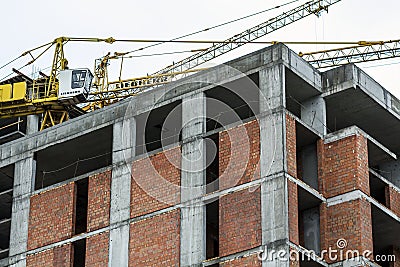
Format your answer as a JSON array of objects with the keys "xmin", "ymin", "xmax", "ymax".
[
  {"xmin": 321, "ymin": 198, "xmax": 373, "ymax": 263},
  {"xmin": 87, "ymin": 170, "xmax": 111, "ymax": 231},
  {"xmin": 385, "ymin": 185, "xmax": 400, "ymax": 217},
  {"xmin": 28, "ymin": 183, "xmax": 75, "ymax": 250},
  {"xmin": 297, "ymin": 151, "xmax": 303, "ymax": 181},
  {"xmin": 220, "ymin": 253, "xmax": 261, "ymax": 266},
  {"xmin": 131, "ymin": 147, "xmax": 181, "ymax": 218},
  {"xmin": 319, "ymin": 203, "xmax": 328, "ymax": 256},
  {"xmin": 129, "ymin": 210, "xmax": 180, "ymax": 266},
  {"xmin": 317, "ymin": 135, "xmax": 369, "ymax": 198},
  {"xmin": 288, "ymin": 180, "xmax": 299, "ymax": 245},
  {"xmin": 85, "ymin": 232, "xmax": 109, "ymax": 267},
  {"xmin": 27, "ymin": 243, "xmax": 72, "ymax": 267},
  {"xmin": 219, "ymin": 120, "xmax": 260, "ymax": 189},
  {"xmin": 219, "ymin": 187, "xmax": 261, "ymax": 257},
  {"xmin": 286, "ymin": 114, "xmax": 297, "ymax": 178}
]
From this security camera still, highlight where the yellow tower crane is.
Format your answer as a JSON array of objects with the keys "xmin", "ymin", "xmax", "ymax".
[{"xmin": 10, "ymin": 0, "xmax": 400, "ymax": 133}]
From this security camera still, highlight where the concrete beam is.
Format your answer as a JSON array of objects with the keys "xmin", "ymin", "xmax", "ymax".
[
  {"xmin": 8, "ymin": 157, "xmax": 36, "ymax": 267},
  {"xmin": 181, "ymin": 92, "xmax": 206, "ymax": 267},
  {"xmin": 108, "ymin": 117, "xmax": 136, "ymax": 267}
]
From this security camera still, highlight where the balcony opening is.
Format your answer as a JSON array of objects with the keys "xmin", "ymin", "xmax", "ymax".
[
  {"xmin": 206, "ymin": 134, "xmax": 219, "ymax": 193},
  {"xmin": 35, "ymin": 126, "xmax": 112, "ymax": 190},
  {"xmin": 136, "ymin": 100, "xmax": 182, "ymax": 155},
  {"xmin": 73, "ymin": 238, "xmax": 86, "ymax": 267},
  {"xmin": 0, "ymin": 164, "xmax": 14, "ymax": 260},
  {"xmin": 74, "ymin": 178, "xmax": 88, "ymax": 235}
]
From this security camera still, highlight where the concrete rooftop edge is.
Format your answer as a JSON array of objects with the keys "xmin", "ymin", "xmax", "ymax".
[{"xmin": 0, "ymin": 43, "xmax": 399, "ymax": 168}]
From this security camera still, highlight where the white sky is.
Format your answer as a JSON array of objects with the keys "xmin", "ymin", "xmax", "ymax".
[{"xmin": 1, "ymin": 0, "xmax": 399, "ymax": 98}]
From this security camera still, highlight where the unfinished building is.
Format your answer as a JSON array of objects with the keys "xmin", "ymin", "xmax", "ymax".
[{"xmin": 0, "ymin": 44, "xmax": 399, "ymax": 267}]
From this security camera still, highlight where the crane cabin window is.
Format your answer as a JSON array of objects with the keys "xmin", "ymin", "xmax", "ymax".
[{"xmin": 71, "ymin": 70, "xmax": 87, "ymax": 89}]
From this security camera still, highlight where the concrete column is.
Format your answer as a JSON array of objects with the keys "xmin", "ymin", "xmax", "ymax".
[
  {"xmin": 301, "ymin": 96, "xmax": 327, "ymax": 136},
  {"xmin": 180, "ymin": 92, "xmax": 206, "ymax": 267},
  {"xmin": 259, "ymin": 64, "xmax": 285, "ymax": 111},
  {"xmin": 259, "ymin": 65, "xmax": 291, "ymax": 267},
  {"xmin": 9, "ymin": 157, "xmax": 36, "ymax": 267},
  {"xmin": 108, "ymin": 117, "xmax": 136, "ymax": 267},
  {"xmin": 26, "ymin": 115, "xmax": 39, "ymax": 135}
]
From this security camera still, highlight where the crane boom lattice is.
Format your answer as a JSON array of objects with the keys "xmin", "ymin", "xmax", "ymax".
[
  {"xmin": 153, "ymin": 0, "xmax": 342, "ymax": 76},
  {"xmin": 301, "ymin": 39, "xmax": 400, "ymax": 68}
]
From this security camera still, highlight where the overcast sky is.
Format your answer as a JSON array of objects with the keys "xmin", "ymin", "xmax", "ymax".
[{"xmin": 1, "ymin": 0, "xmax": 399, "ymax": 98}]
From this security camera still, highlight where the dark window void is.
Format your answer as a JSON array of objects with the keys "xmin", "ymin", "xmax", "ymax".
[
  {"xmin": 34, "ymin": 126, "xmax": 112, "ymax": 190},
  {"xmin": 136, "ymin": 100, "xmax": 182, "ymax": 155},
  {"xmin": 298, "ymin": 186, "xmax": 322, "ymax": 256},
  {"xmin": 74, "ymin": 178, "xmax": 88, "ymax": 235},
  {"xmin": 296, "ymin": 121, "xmax": 320, "ymax": 190},
  {"xmin": 0, "ymin": 219, "xmax": 10, "ymax": 260},
  {"xmin": 73, "ymin": 238, "xmax": 86, "ymax": 267},
  {"xmin": 206, "ymin": 200, "xmax": 219, "ymax": 260},
  {"xmin": 206, "ymin": 73, "xmax": 259, "ymax": 133},
  {"xmin": 285, "ymin": 68, "xmax": 321, "ymax": 118},
  {"xmin": 0, "ymin": 164, "xmax": 14, "ymax": 220},
  {"xmin": 0, "ymin": 164, "xmax": 13, "ymax": 260},
  {"xmin": 299, "ymin": 207, "xmax": 321, "ymax": 254},
  {"xmin": 369, "ymin": 172, "xmax": 387, "ymax": 206},
  {"xmin": 206, "ymin": 134, "xmax": 219, "ymax": 194},
  {"xmin": 0, "ymin": 117, "xmax": 27, "ymax": 145},
  {"xmin": 297, "ymin": 143, "xmax": 318, "ymax": 190}
]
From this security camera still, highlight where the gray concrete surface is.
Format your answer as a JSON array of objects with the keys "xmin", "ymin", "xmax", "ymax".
[
  {"xmin": 301, "ymin": 96, "xmax": 327, "ymax": 136},
  {"xmin": 181, "ymin": 92, "xmax": 206, "ymax": 267},
  {"xmin": 8, "ymin": 157, "xmax": 35, "ymax": 267},
  {"xmin": 25, "ymin": 115, "xmax": 39, "ymax": 135},
  {"xmin": 108, "ymin": 117, "xmax": 136, "ymax": 267}
]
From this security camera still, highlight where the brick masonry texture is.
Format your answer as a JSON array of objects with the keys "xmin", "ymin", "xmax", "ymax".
[
  {"xmin": 320, "ymin": 198, "xmax": 373, "ymax": 263},
  {"xmin": 219, "ymin": 186, "xmax": 261, "ymax": 257},
  {"xmin": 28, "ymin": 183, "xmax": 75, "ymax": 250},
  {"xmin": 286, "ymin": 114, "xmax": 297, "ymax": 178},
  {"xmin": 288, "ymin": 180, "xmax": 299, "ymax": 245},
  {"xmin": 317, "ymin": 134, "xmax": 370, "ymax": 198},
  {"xmin": 131, "ymin": 147, "xmax": 181, "ymax": 218},
  {"xmin": 385, "ymin": 185, "xmax": 400, "ymax": 217},
  {"xmin": 85, "ymin": 232, "xmax": 109, "ymax": 267},
  {"xmin": 129, "ymin": 209, "xmax": 180, "ymax": 267},
  {"xmin": 87, "ymin": 170, "xmax": 111, "ymax": 231},
  {"xmin": 220, "ymin": 253, "xmax": 261, "ymax": 266},
  {"xmin": 219, "ymin": 119, "xmax": 260, "ymax": 190},
  {"xmin": 26, "ymin": 243, "xmax": 72, "ymax": 267}
]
